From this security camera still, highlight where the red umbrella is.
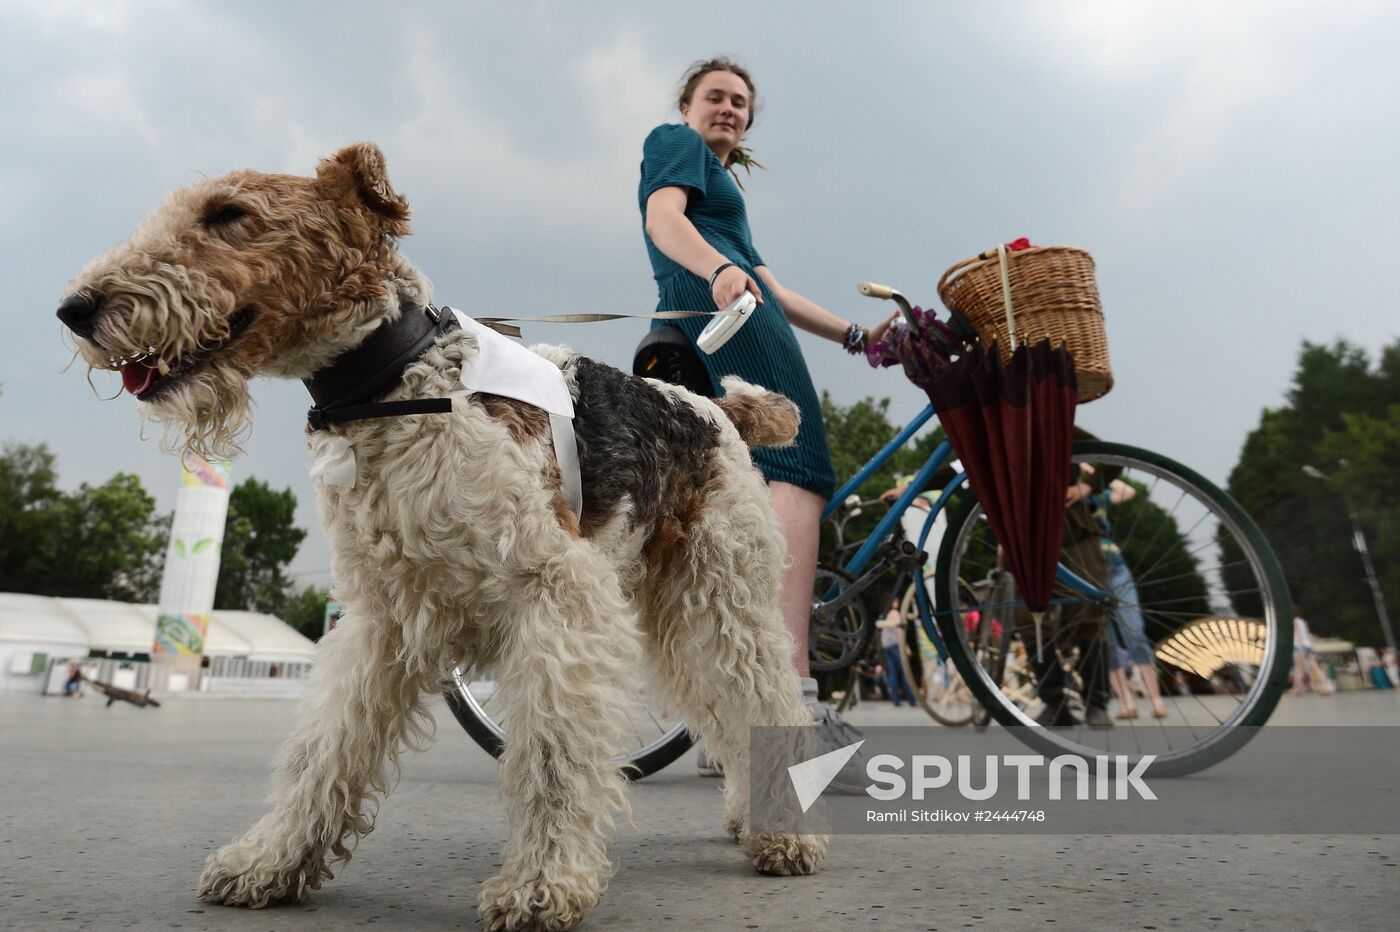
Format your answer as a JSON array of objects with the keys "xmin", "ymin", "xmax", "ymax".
[{"xmin": 926, "ymin": 339, "xmax": 1079, "ymax": 656}]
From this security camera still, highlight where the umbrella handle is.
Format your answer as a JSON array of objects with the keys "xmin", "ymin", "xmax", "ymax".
[{"xmin": 996, "ymin": 243, "xmax": 1018, "ymax": 352}]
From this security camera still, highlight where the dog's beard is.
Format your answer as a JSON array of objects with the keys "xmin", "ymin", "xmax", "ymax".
[
  {"xmin": 73, "ymin": 261, "xmax": 234, "ymax": 368},
  {"xmin": 141, "ymin": 363, "xmax": 255, "ymax": 461}
]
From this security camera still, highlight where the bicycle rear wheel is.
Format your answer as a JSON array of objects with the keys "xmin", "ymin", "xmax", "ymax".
[
  {"xmin": 934, "ymin": 441, "xmax": 1292, "ymax": 776},
  {"xmin": 897, "ymin": 579, "xmax": 975, "ymax": 726},
  {"xmin": 444, "ymin": 664, "xmax": 693, "ymax": 780}
]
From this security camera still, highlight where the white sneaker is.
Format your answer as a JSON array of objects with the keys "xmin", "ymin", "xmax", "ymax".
[
  {"xmin": 807, "ymin": 701, "xmax": 868, "ymax": 795},
  {"xmin": 695, "ymin": 704, "xmax": 867, "ymax": 791}
]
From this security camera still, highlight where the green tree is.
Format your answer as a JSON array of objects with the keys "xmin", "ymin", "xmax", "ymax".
[
  {"xmin": 0, "ymin": 443, "xmax": 65, "ymax": 593},
  {"xmin": 1225, "ymin": 340, "xmax": 1400, "ymax": 644},
  {"xmin": 279, "ymin": 584, "xmax": 332, "ymax": 642},
  {"xmin": 214, "ymin": 479, "xmax": 307, "ymax": 614},
  {"xmin": 37, "ymin": 473, "xmax": 165, "ymax": 601},
  {"xmin": 819, "ymin": 392, "xmax": 948, "ymax": 558},
  {"xmin": 1317, "ymin": 404, "xmax": 1400, "ymax": 644}
]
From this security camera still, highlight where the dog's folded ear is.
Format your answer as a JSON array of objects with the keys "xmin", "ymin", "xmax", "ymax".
[{"xmin": 316, "ymin": 142, "xmax": 411, "ymax": 235}]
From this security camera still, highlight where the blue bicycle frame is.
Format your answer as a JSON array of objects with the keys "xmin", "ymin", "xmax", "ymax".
[{"xmin": 820, "ymin": 404, "xmax": 1111, "ymax": 664}]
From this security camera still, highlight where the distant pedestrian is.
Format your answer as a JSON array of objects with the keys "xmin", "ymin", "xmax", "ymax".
[
  {"xmin": 1291, "ymin": 608, "xmax": 1334, "ymax": 696},
  {"xmin": 1368, "ymin": 647, "xmax": 1395, "ymax": 689},
  {"xmin": 63, "ymin": 663, "xmax": 83, "ymax": 697},
  {"xmin": 876, "ymin": 609, "xmax": 917, "ymax": 707},
  {"xmin": 1088, "ymin": 479, "xmax": 1169, "ymax": 719}
]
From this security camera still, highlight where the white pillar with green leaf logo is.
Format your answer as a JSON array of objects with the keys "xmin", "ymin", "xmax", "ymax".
[{"xmin": 152, "ymin": 454, "xmax": 230, "ymax": 690}]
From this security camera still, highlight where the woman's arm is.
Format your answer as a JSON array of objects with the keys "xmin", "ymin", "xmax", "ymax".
[
  {"xmin": 755, "ymin": 266, "xmax": 897, "ymax": 348},
  {"xmin": 644, "ymin": 187, "xmax": 762, "ymax": 309}
]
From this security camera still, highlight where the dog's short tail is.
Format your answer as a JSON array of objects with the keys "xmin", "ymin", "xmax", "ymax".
[{"xmin": 715, "ymin": 376, "xmax": 801, "ymax": 449}]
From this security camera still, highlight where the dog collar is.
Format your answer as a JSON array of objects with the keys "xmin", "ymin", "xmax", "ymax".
[{"xmin": 303, "ymin": 304, "xmax": 457, "ymax": 431}]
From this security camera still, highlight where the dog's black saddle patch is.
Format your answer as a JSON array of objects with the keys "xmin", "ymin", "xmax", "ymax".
[{"xmin": 571, "ymin": 357, "xmax": 721, "ymax": 535}]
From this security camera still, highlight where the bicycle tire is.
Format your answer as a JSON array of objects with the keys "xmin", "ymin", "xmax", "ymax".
[
  {"xmin": 443, "ymin": 667, "xmax": 694, "ymax": 781},
  {"xmin": 933, "ymin": 440, "xmax": 1293, "ymax": 777}
]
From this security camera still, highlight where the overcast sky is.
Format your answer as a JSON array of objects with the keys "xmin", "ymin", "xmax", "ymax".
[{"xmin": 3, "ymin": 0, "xmax": 1396, "ymax": 589}]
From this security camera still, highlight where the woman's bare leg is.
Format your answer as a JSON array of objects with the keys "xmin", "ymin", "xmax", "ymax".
[
  {"xmin": 770, "ymin": 481, "xmax": 825, "ymax": 678},
  {"xmin": 1136, "ymin": 662, "xmax": 1168, "ymax": 714},
  {"xmin": 1110, "ymin": 667, "xmax": 1137, "ymax": 716}
]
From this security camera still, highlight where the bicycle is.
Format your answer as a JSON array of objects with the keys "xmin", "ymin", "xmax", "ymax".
[{"xmin": 809, "ymin": 281, "xmax": 1293, "ymax": 775}]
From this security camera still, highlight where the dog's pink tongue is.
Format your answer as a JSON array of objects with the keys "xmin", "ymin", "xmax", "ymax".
[{"xmin": 121, "ymin": 361, "xmax": 159, "ymax": 396}]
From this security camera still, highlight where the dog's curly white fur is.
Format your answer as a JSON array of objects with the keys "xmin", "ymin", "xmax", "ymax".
[{"xmin": 59, "ymin": 142, "xmax": 826, "ymax": 930}]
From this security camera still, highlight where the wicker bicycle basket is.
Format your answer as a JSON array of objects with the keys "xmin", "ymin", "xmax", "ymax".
[{"xmin": 937, "ymin": 245, "xmax": 1112, "ymax": 402}]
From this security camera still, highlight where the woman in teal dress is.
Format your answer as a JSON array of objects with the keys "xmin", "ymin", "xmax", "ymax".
[{"xmin": 638, "ymin": 58, "xmax": 892, "ymax": 705}]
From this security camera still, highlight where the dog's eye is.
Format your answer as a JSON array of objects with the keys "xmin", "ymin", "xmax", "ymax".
[{"xmin": 203, "ymin": 204, "xmax": 248, "ymax": 227}]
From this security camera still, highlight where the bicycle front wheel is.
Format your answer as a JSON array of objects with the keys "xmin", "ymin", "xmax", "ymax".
[
  {"xmin": 443, "ymin": 664, "xmax": 693, "ymax": 780},
  {"xmin": 934, "ymin": 441, "xmax": 1292, "ymax": 776}
]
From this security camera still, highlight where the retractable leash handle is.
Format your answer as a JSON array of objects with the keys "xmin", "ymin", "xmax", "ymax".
[{"xmin": 696, "ymin": 292, "xmax": 757, "ymax": 354}]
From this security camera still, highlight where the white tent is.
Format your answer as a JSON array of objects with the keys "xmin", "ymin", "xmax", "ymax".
[{"xmin": 0, "ymin": 592, "xmax": 316, "ymax": 692}]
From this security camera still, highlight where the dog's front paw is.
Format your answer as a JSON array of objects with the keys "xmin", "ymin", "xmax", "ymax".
[
  {"xmin": 478, "ymin": 871, "xmax": 597, "ymax": 931},
  {"xmin": 743, "ymin": 832, "xmax": 827, "ymax": 877},
  {"xmin": 198, "ymin": 824, "xmax": 331, "ymax": 908}
]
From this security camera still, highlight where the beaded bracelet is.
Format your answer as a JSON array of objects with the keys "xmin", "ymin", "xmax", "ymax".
[{"xmin": 843, "ymin": 322, "xmax": 866, "ymax": 355}]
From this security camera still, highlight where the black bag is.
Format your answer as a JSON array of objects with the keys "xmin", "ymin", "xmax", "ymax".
[{"xmin": 632, "ymin": 325, "xmax": 714, "ymax": 397}]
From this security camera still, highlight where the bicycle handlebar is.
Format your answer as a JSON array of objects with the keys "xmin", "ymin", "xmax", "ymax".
[{"xmin": 857, "ymin": 281, "xmax": 917, "ymax": 328}]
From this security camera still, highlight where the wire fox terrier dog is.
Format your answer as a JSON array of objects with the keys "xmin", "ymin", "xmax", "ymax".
[{"xmin": 58, "ymin": 142, "xmax": 825, "ymax": 930}]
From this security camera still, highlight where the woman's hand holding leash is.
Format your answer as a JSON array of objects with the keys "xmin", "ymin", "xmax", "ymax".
[{"xmin": 710, "ymin": 263, "xmax": 763, "ymax": 310}]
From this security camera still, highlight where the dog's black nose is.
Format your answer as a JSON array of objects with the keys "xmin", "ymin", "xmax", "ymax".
[{"xmin": 57, "ymin": 292, "xmax": 103, "ymax": 338}]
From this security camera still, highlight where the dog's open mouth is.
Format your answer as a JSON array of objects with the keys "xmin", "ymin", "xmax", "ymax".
[{"xmin": 118, "ymin": 306, "xmax": 257, "ymax": 399}]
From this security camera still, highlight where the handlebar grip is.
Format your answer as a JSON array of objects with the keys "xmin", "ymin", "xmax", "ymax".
[{"xmin": 858, "ymin": 281, "xmax": 894, "ymax": 299}]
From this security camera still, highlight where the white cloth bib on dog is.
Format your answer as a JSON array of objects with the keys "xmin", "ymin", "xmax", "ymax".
[
  {"xmin": 446, "ymin": 309, "xmax": 574, "ymax": 418},
  {"xmin": 446, "ymin": 308, "xmax": 583, "ymax": 517}
]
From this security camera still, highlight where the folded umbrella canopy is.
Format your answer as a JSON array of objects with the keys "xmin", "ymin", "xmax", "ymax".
[{"xmin": 926, "ymin": 339, "xmax": 1079, "ymax": 656}]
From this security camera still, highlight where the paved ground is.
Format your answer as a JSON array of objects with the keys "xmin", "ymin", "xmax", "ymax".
[{"xmin": 2, "ymin": 690, "xmax": 1397, "ymax": 931}]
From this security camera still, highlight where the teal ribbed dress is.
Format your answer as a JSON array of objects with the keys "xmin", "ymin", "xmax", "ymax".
[{"xmin": 638, "ymin": 123, "xmax": 836, "ymax": 500}]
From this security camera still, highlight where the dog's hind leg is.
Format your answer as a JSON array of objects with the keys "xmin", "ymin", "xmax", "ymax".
[
  {"xmin": 638, "ymin": 492, "xmax": 828, "ymax": 877},
  {"xmin": 199, "ymin": 608, "xmax": 431, "ymax": 907},
  {"xmin": 477, "ymin": 542, "xmax": 642, "ymax": 932}
]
